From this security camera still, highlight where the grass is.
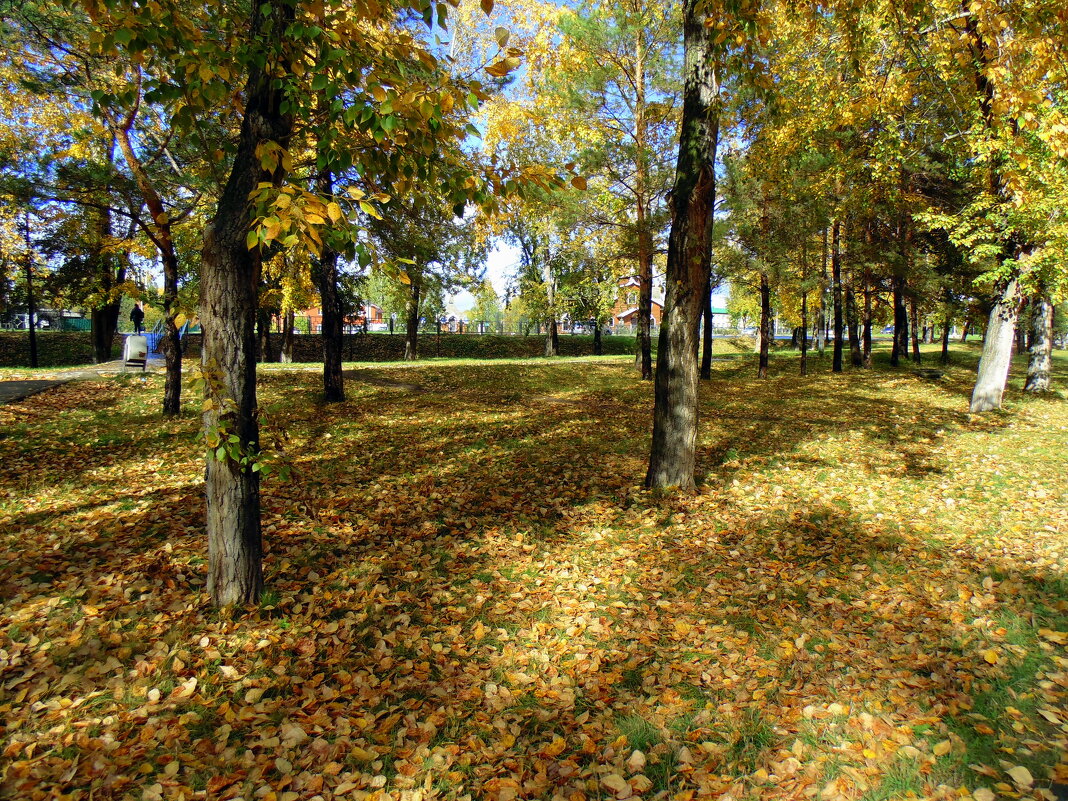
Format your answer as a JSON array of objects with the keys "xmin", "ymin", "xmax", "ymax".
[{"xmin": 0, "ymin": 342, "xmax": 1066, "ymax": 800}]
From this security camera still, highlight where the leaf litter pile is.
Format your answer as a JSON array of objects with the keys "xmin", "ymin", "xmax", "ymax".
[{"xmin": 1, "ymin": 355, "xmax": 1067, "ymax": 801}]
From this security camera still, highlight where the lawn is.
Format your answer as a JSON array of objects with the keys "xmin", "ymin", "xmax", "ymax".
[{"xmin": 1, "ymin": 346, "xmax": 1066, "ymax": 801}]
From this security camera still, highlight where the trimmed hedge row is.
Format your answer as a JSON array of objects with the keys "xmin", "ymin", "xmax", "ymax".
[
  {"xmin": 0, "ymin": 332, "xmax": 118, "ymax": 367},
  {"xmin": 0, "ymin": 331, "xmax": 636, "ymax": 367},
  {"xmin": 181, "ymin": 332, "xmax": 636, "ymax": 362}
]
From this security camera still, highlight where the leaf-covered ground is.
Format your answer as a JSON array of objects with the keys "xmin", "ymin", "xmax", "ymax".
[{"xmin": 1, "ymin": 347, "xmax": 1067, "ymax": 801}]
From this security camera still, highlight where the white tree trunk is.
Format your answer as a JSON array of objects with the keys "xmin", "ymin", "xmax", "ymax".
[{"xmin": 970, "ymin": 278, "xmax": 1021, "ymax": 413}]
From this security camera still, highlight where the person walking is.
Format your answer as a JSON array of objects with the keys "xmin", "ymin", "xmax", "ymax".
[{"xmin": 130, "ymin": 302, "xmax": 145, "ymax": 335}]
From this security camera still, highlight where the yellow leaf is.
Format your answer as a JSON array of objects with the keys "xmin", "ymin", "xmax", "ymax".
[
  {"xmin": 544, "ymin": 736, "xmax": 566, "ymax": 757},
  {"xmin": 933, "ymin": 740, "xmax": 951, "ymax": 756},
  {"xmin": 1006, "ymin": 766, "xmax": 1033, "ymax": 787},
  {"xmin": 983, "ymin": 649, "xmax": 998, "ymax": 664},
  {"xmin": 480, "ymin": 0, "xmax": 493, "ymax": 14}
]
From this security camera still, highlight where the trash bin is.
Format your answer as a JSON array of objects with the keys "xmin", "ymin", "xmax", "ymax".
[{"xmin": 124, "ymin": 335, "xmax": 148, "ymax": 371}]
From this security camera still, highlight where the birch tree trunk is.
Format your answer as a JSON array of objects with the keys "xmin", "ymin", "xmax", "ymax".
[{"xmin": 970, "ymin": 278, "xmax": 1021, "ymax": 413}]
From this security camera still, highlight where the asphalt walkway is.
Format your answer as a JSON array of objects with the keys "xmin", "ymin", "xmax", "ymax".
[{"xmin": 0, "ymin": 359, "xmax": 166, "ymax": 405}]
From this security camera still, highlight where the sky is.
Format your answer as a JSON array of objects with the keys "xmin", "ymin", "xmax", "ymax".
[{"xmin": 448, "ymin": 241, "xmax": 520, "ymax": 313}]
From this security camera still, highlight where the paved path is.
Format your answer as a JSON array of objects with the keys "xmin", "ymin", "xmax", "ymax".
[{"xmin": 0, "ymin": 359, "xmax": 166, "ymax": 405}]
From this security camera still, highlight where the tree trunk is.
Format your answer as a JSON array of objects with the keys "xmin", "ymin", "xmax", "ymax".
[
  {"xmin": 700, "ymin": 270, "xmax": 714, "ymax": 379},
  {"xmin": 404, "ymin": 282, "xmax": 420, "ymax": 360},
  {"xmin": 593, "ymin": 323, "xmax": 602, "ymax": 356},
  {"xmin": 159, "ymin": 250, "xmax": 183, "ymax": 415},
  {"xmin": 92, "ymin": 304, "xmax": 120, "ymax": 363},
  {"xmin": 23, "ymin": 217, "xmax": 38, "ymax": 368},
  {"xmin": 862, "ymin": 278, "xmax": 872, "ymax": 367},
  {"xmin": 545, "ymin": 317, "xmax": 559, "ymax": 357},
  {"xmin": 890, "ymin": 277, "xmax": 908, "ymax": 366},
  {"xmin": 941, "ymin": 309, "xmax": 952, "ymax": 365},
  {"xmin": 280, "ymin": 309, "xmax": 294, "ymax": 363},
  {"xmin": 817, "ymin": 229, "xmax": 827, "ymax": 356},
  {"xmin": 961, "ymin": 320, "xmax": 970, "ymax": 343},
  {"xmin": 315, "ymin": 169, "xmax": 344, "ymax": 401},
  {"xmin": 1014, "ymin": 306, "xmax": 1027, "ymax": 355},
  {"xmin": 257, "ymin": 308, "xmax": 274, "ymax": 362},
  {"xmin": 846, "ymin": 270, "xmax": 862, "ymax": 368},
  {"xmin": 1024, "ymin": 293, "xmax": 1053, "ymax": 392},
  {"xmin": 909, "ymin": 296, "xmax": 921, "ymax": 364},
  {"xmin": 757, "ymin": 272, "xmax": 770, "ymax": 379},
  {"xmin": 201, "ymin": 0, "xmax": 294, "ymax": 607},
  {"xmin": 970, "ymin": 278, "xmax": 1021, "ymax": 413},
  {"xmin": 646, "ymin": 0, "xmax": 718, "ymax": 490},
  {"xmin": 800, "ymin": 290, "xmax": 808, "ymax": 376},
  {"xmin": 635, "ymin": 217, "xmax": 653, "ymax": 380},
  {"xmin": 114, "ymin": 117, "xmax": 182, "ymax": 415},
  {"xmin": 831, "ymin": 220, "xmax": 843, "ymax": 372}
]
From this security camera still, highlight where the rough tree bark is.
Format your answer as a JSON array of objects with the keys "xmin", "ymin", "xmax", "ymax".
[
  {"xmin": 201, "ymin": 0, "xmax": 294, "ymax": 607},
  {"xmin": 545, "ymin": 316, "xmax": 559, "ymax": 357},
  {"xmin": 645, "ymin": 0, "xmax": 718, "ymax": 489},
  {"xmin": 1024, "ymin": 292, "xmax": 1053, "ymax": 392}
]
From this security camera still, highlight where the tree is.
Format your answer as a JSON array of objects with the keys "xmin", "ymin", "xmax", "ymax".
[{"xmin": 645, "ymin": 0, "xmax": 724, "ymax": 489}]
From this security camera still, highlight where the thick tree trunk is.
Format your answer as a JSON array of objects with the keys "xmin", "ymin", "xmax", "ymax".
[
  {"xmin": 909, "ymin": 296, "xmax": 921, "ymax": 364},
  {"xmin": 593, "ymin": 323, "xmax": 602, "ymax": 356},
  {"xmin": 201, "ymin": 0, "xmax": 293, "ymax": 607},
  {"xmin": 280, "ymin": 309, "xmax": 294, "ymax": 363},
  {"xmin": 700, "ymin": 270, "xmax": 714, "ymax": 380},
  {"xmin": 545, "ymin": 317, "xmax": 559, "ymax": 357},
  {"xmin": 831, "ymin": 221, "xmax": 843, "ymax": 372},
  {"xmin": 961, "ymin": 320, "xmax": 970, "ymax": 342},
  {"xmin": 92, "ymin": 304, "xmax": 120, "ymax": 363},
  {"xmin": 1024, "ymin": 293, "xmax": 1053, "ymax": 392},
  {"xmin": 970, "ymin": 278, "xmax": 1021, "ymax": 413},
  {"xmin": 800, "ymin": 290, "xmax": 808, "ymax": 376},
  {"xmin": 404, "ymin": 282, "xmax": 420, "ymax": 360},
  {"xmin": 315, "ymin": 169, "xmax": 344, "ymax": 402},
  {"xmin": 646, "ymin": 0, "xmax": 718, "ymax": 489},
  {"xmin": 757, "ymin": 272, "xmax": 770, "ymax": 379}
]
